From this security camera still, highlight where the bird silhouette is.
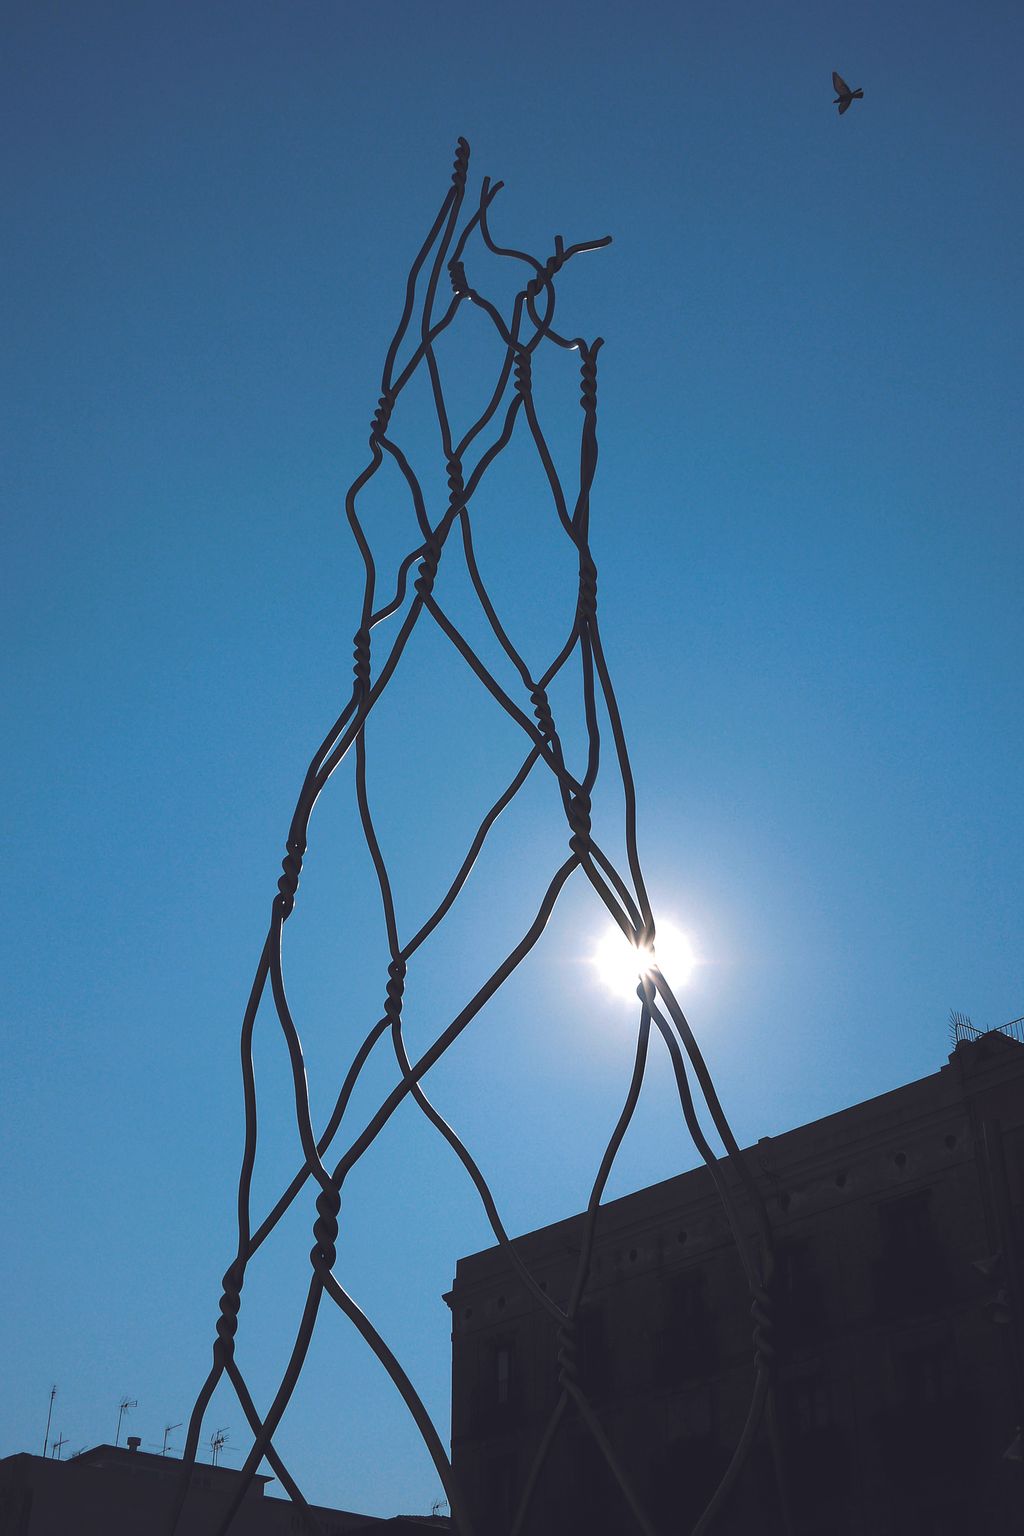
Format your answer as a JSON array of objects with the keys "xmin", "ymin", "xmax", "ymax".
[{"xmin": 832, "ymin": 71, "xmax": 864, "ymax": 115}]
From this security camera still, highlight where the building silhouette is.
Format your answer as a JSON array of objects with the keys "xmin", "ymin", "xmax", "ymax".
[
  {"xmin": 6, "ymin": 1027, "xmax": 1023, "ymax": 1534},
  {"xmin": 0, "ymin": 1439, "xmax": 450, "ymax": 1535},
  {"xmin": 446, "ymin": 1025, "xmax": 1024, "ymax": 1534}
]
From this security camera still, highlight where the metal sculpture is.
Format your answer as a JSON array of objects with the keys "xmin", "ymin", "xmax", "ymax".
[{"xmin": 171, "ymin": 139, "xmax": 791, "ymax": 1536}]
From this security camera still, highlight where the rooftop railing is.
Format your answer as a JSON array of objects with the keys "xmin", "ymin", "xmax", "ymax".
[{"xmin": 950, "ymin": 1012, "xmax": 1024, "ymax": 1047}]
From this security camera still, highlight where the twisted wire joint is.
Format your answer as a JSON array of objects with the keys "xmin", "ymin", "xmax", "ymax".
[
  {"xmin": 310, "ymin": 1185, "xmax": 342, "ymax": 1276},
  {"xmin": 277, "ymin": 836, "xmax": 307, "ymax": 917},
  {"xmin": 213, "ymin": 1258, "xmax": 245, "ymax": 1366},
  {"xmin": 384, "ymin": 957, "xmax": 407, "ymax": 1025},
  {"xmin": 751, "ymin": 1283, "xmax": 776, "ymax": 1372}
]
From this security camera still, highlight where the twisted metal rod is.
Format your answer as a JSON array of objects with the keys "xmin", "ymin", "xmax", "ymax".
[{"xmin": 170, "ymin": 138, "xmax": 791, "ymax": 1536}]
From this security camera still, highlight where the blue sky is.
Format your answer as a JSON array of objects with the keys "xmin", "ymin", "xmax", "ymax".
[{"xmin": 2, "ymin": 0, "xmax": 1021, "ymax": 1519}]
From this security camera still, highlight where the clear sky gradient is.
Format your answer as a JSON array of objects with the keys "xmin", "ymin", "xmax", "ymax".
[{"xmin": 2, "ymin": 0, "xmax": 1021, "ymax": 1519}]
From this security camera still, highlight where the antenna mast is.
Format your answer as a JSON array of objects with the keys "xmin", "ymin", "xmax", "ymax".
[
  {"xmin": 210, "ymin": 1427, "xmax": 228, "ymax": 1467},
  {"xmin": 115, "ymin": 1397, "xmax": 137, "ymax": 1447},
  {"xmin": 42, "ymin": 1384, "xmax": 56, "ymax": 1458},
  {"xmin": 163, "ymin": 1422, "xmax": 182, "ymax": 1456}
]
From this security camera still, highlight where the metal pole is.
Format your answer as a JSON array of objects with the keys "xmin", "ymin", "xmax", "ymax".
[
  {"xmin": 116, "ymin": 1398, "xmax": 136, "ymax": 1447},
  {"xmin": 42, "ymin": 1385, "xmax": 56, "ymax": 1458}
]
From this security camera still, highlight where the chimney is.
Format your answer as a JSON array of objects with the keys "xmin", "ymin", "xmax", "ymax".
[{"xmin": 126, "ymin": 1436, "xmax": 141, "ymax": 1453}]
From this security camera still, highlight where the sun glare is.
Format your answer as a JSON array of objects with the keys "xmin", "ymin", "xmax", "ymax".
[{"xmin": 590, "ymin": 919, "xmax": 697, "ymax": 1003}]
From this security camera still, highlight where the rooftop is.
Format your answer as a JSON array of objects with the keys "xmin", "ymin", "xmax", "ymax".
[{"xmin": 448, "ymin": 1028, "xmax": 1024, "ymax": 1294}]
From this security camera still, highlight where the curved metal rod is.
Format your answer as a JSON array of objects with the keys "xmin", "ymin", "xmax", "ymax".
[
  {"xmin": 321, "ymin": 1270, "xmax": 476, "ymax": 1536},
  {"xmin": 248, "ymin": 1016, "xmax": 390, "ymax": 1253},
  {"xmin": 650, "ymin": 964, "xmax": 774, "ymax": 1267},
  {"xmin": 166, "ymin": 935, "xmax": 271, "ymax": 1532},
  {"xmin": 331, "ymin": 854, "xmax": 582, "ymax": 1187},
  {"xmin": 210, "ymin": 857, "xmax": 583, "ymax": 1532},
  {"xmin": 505, "ymin": 1011, "xmax": 654, "ymax": 1535},
  {"xmin": 225, "ymin": 1359, "xmax": 318, "ymax": 1527},
  {"xmin": 247, "ymin": 745, "xmax": 545, "ymax": 1262},
  {"xmin": 642, "ymin": 981, "xmax": 788, "ymax": 1532},
  {"xmin": 562, "ymin": 1376, "xmax": 659, "ymax": 1536},
  {"xmin": 569, "ymin": 1006, "xmax": 653, "ymax": 1315},
  {"xmin": 692, "ymin": 1368, "xmax": 771, "ymax": 1536},
  {"xmin": 353, "ymin": 699, "xmax": 561, "ymax": 1325},
  {"xmin": 509, "ymin": 1391, "xmax": 568, "ymax": 1536},
  {"xmin": 378, "ymin": 140, "xmax": 466, "ymax": 398},
  {"xmin": 177, "ymin": 139, "xmax": 794, "ymax": 1536},
  {"xmin": 368, "ymin": 542, "xmax": 426, "ymax": 628},
  {"xmin": 266, "ymin": 913, "xmax": 337, "ymax": 1194},
  {"xmin": 402, "ymin": 746, "xmax": 541, "ymax": 959},
  {"xmin": 173, "ymin": 145, "xmax": 475, "ymax": 1530},
  {"xmin": 212, "ymin": 1279, "xmax": 324, "ymax": 1536},
  {"xmin": 418, "ymin": 587, "xmax": 651, "ymax": 940},
  {"xmin": 642, "ymin": 984, "xmax": 758, "ymax": 1289}
]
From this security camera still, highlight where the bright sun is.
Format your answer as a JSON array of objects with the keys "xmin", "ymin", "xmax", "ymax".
[{"xmin": 590, "ymin": 919, "xmax": 697, "ymax": 1003}]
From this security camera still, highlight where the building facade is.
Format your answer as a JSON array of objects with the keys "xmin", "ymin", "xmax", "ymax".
[
  {"xmin": 0, "ymin": 1441, "xmax": 450, "ymax": 1536},
  {"xmin": 446, "ymin": 1028, "xmax": 1024, "ymax": 1535}
]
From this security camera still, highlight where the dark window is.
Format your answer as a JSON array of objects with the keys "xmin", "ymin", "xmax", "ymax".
[
  {"xmin": 894, "ymin": 1339, "xmax": 957, "ymax": 1408},
  {"xmin": 776, "ymin": 1238, "xmax": 824, "ymax": 1342},
  {"xmin": 653, "ymin": 1269, "xmax": 717, "ymax": 1385},
  {"xmin": 902, "ymin": 1498, "xmax": 971, "ymax": 1536},
  {"xmin": 744, "ymin": 1435, "xmax": 851, "ymax": 1535},
  {"xmin": 474, "ymin": 1336, "xmax": 520, "ymax": 1428},
  {"xmin": 789, "ymin": 1376, "xmax": 831, "ymax": 1436},
  {"xmin": 879, "ymin": 1189, "xmax": 934, "ymax": 1256},
  {"xmin": 577, "ymin": 1304, "xmax": 611, "ymax": 1397},
  {"xmin": 879, "ymin": 1337, "xmax": 964, "ymax": 1487},
  {"xmin": 782, "ymin": 1374, "xmax": 849, "ymax": 1506},
  {"xmin": 874, "ymin": 1189, "xmax": 948, "ymax": 1319},
  {"xmin": 570, "ymin": 1430, "xmax": 629, "ymax": 1536},
  {"xmin": 496, "ymin": 1343, "xmax": 513, "ymax": 1406},
  {"xmin": 650, "ymin": 1433, "xmax": 729, "ymax": 1529},
  {"xmin": 487, "ymin": 1452, "xmax": 517, "ymax": 1527}
]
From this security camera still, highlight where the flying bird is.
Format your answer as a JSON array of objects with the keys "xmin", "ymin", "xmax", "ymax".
[{"xmin": 832, "ymin": 71, "xmax": 864, "ymax": 115}]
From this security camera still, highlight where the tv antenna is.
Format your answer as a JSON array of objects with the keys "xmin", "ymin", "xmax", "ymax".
[
  {"xmin": 949, "ymin": 1007, "xmax": 975, "ymax": 1044},
  {"xmin": 163, "ymin": 1422, "xmax": 182, "ymax": 1456},
  {"xmin": 115, "ymin": 1397, "xmax": 137, "ymax": 1447},
  {"xmin": 52, "ymin": 1434, "xmax": 69, "ymax": 1460},
  {"xmin": 432, "ymin": 1498, "xmax": 449, "ymax": 1517},
  {"xmin": 210, "ymin": 1427, "xmax": 228, "ymax": 1467},
  {"xmin": 42, "ymin": 1384, "xmax": 56, "ymax": 1458}
]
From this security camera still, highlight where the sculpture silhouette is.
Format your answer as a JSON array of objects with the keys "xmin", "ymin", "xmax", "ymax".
[{"xmin": 169, "ymin": 139, "xmax": 792, "ymax": 1536}]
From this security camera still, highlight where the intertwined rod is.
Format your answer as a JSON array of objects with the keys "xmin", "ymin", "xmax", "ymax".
[{"xmin": 170, "ymin": 139, "xmax": 792, "ymax": 1536}]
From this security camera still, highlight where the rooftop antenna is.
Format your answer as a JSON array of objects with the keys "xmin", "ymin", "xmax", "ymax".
[
  {"xmin": 42, "ymin": 1384, "xmax": 56, "ymax": 1458},
  {"xmin": 115, "ymin": 1397, "xmax": 137, "ymax": 1447},
  {"xmin": 210, "ymin": 1427, "xmax": 228, "ymax": 1467},
  {"xmin": 52, "ymin": 1434, "xmax": 69, "ymax": 1460},
  {"xmin": 949, "ymin": 1008, "xmax": 975, "ymax": 1045},
  {"xmin": 163, "ymin": 1422, "xmax": 182, "ymax": 1456}
]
